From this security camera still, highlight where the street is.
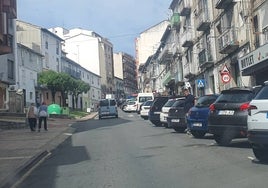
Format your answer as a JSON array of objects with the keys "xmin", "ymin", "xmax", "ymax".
[{"xmin": 17, "ymin": 109, "xmax": 268, "ymax": 188}]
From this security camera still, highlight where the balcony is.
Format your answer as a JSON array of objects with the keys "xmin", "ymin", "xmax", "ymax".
[
  {"xmin": 159, "ymin": 47, "xmax": 173, "ymax": 64},
  {"xmin": 215, "ymin": 0, "xmax": 235, "ymax": 9},
  {"xmin": 198, "ymin": 49, "xmax": 214, "ymax": 69},
  {"xmin": 218, "ymin": 28, "xmax": 239, "ymax": 54},
  {"xmin": 196, "ymin": 9, "xmax": 211, "ymax": 31},
  {"xmin": 162, "ymin": 70, "xmax": 175, "ymax": 86},
  {"xmin": 170, "ymin": 13, "xmax": 180, "ymax": 29},
  {"xmin": 179, "ymin": 0, "xmax": 191, "ymax": 16},
  {"xmin": 2, "ymin": 0, "xmax": 17, "ymax": 18},
  {"xmin": 0, "ymin": 34, "xmax": 13, "ymax": 55},
  {"xmin": 181, "ymin": 31, "xmax": 193, "ymax": 47}
]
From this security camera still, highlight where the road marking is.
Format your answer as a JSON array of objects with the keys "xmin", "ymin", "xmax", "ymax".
[
  {"xmin": 0, "ymin": 156, "xmax": 32, "ymax": 160},
  {"xmin": 64, "ymin": 133, "xmax": 73, "ymax": 136},
  {"xmin": 248, "ymin": 156, "xmax": 255, "ymax": 161}
]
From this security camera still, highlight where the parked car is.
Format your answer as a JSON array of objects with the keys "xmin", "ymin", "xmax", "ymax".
[
  {"xmin": 208, "ymin": 87, "xmax": 258, "ymax": 146},
  {"xmin": 160, "ymin": 98, "xmax": 179, "ymax": 128},
  {"xmin": 136, "ymin": 92, "xmax": 154, "ymax": 114},
  {"xmin": 123, "ymin": 101, "xmax": 137, "ymax": 112},
  {"xmin": 187, "ymin": 94, "xmax": 219, "ymax": 138},
  {"xmin": 149, "ymin": 96, "xmax": 170, "ymax": 126},
  {"xmin": 98, "ymin": 99, "xmax": 118, "ymax": 119},
  {"xmin": 167, "ymin": 97, "xmax": 187, "ymax": 133},
  {"xmin": 140, "ymin": 100, "xmax": 153, "ymax": 120},
  {"xmin": 248, "ymin": 82, "xmax": 268, "ymax": 162}
]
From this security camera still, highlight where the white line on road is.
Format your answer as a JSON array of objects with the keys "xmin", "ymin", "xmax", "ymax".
[{"xmin": 0, "ymin": 156, "xmax": 32, "ymax": 160}]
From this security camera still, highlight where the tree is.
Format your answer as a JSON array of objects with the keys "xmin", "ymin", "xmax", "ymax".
[
  {"xmin": 71, "ymin": 79, "xmax": 90, "ymax": 110},
  {"xmin": 38, "ymin": 70, "xmax": 59, "ymax": 103}
]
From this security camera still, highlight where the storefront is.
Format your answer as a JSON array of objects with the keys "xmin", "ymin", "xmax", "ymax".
[{"xmin": 238, "ymin": 43, "xmax": 268, "ymax": 85}]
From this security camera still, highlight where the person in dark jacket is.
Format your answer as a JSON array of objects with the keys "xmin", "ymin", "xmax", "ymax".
[
  {"xmin": 183, "ymin": 88, "xmax": 195, "ymax": 134},
  {"xmin": 183, "ymin": 88, "xmax": 195, "ymax": 114}
]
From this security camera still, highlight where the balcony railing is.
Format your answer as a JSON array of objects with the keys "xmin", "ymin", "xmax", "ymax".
[
  {"xmin": 215, "ymin": 0, "xmax": 235, "ymax": 9},
  {"xmin": 198, "ymin": 49, "xmax": 214, "ymax": 69},
  {"xmin": 0, "ymin": 34, "xmax": 13, "ymax": 55},
  {"xmin": 181, "ymin": 30, "xmax": 193, "ymax": 47},
  {"xmin": 218, "ymin": 27, "xmax": 239, "ymax": 54},
  {"xmin": 179, "ymin": 0, "xmax": 191, "ymax": 16},
  {"xmin": 170, "ymin": 13, "xmax": 180, "ymax": 29},
  {"xmin": 196, "ymin": 9, "xmax": 210, "ymax": 31},
  {"xmin": 159, "ymin": 46, "xmax": 173, "ymax": 64}
]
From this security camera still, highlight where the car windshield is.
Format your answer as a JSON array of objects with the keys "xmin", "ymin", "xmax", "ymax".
[
  {"xmin": 163, "ymin": 99, "xmax": 176, "ymax": 107},
  {"xmin": 172, "ymin": 99, "xmax": 185, "ymax": 107},
  {"xmin": 144, "ymin": 100, "xmax": 153, "ymax": 106},
  {"xmin": 139, "ymin": 96, "xmax": 153, "ymax": 103},
  {"xmin": 195, "ymin": 95, "xmax": 218, "ymax": 107}
]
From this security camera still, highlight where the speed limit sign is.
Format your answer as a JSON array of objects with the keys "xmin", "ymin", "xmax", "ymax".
[{"xmin": 221, "ymin": 73, "xmax": 231, "ymax": 83}]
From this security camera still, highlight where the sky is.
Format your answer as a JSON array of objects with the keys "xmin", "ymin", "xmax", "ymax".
[{"xmin": 17, "ymin": 0, "xmax": 172, "ymax": 57}]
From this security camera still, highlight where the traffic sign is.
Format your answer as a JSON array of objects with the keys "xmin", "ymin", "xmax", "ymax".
[
  {"xmin": 221, "ymin": 65, "xmax": 230, "ymax": 74},
  {"xmin": 197, "ymin": 79, "xmax": 205, "ymax": 88},
  {"xmin": 221, "ymin": 73, "xmax": 231, "ymax": 83}
]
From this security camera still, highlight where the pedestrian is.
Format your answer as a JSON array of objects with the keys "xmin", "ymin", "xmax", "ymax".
[
  {"xmin": 183, "ymin": 88, "xmax": 195, "ymax": 135},
  {"xmin": 38, "ymin": 102, "xmax": 48, "ymax": 132},
  {"xmin": 26, "ymin": 103, "xmax": 38, "ymax": 132},
  {"xmin": 183, "ymin": 88, "xmax": 195, "ymax": 114}
]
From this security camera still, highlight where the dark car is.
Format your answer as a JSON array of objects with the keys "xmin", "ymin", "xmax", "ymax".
[
  {"xmin": 187, "ymin": 94, "xmax": 219, "ymax": 138},
  {"xmin": 167, "ymin": 97, "xmax": 187, "ymax": 133},
  {"xmin": 149, "ymin": 96, "xmax": 170, "ymax": 126},
  {"xmin": 208, "ymin": 87, "xmax": 258, "ymax": 146}
]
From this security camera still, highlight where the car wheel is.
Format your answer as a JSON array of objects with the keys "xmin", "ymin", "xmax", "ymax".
[
  {"xmin": 163, "ymin": 123, "xmax": 168, "ymax": 128},
  {"xmin": 99, "ymin": 116, "xmax": 102, "ymax": 120},
  {"xmin": 151, "ymin": 120, "xmax": 162, "ymax": 127},
  {"xmin": 191, "ymin": 131, "xmax": 206, "ymax": 138},
  {"xmin": 174, "ymin": 127, "xmax": 186, "ymax": 133},
  {"xmin": 214, "ymin": 134, "xmax": 232, "ymax": 146},
  {"xmin": 253, "ymin": 148, "xmax": 268, "ymax": 162}
]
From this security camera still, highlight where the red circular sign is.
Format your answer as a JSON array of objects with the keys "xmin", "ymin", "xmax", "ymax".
[{"xmin": 221, "ymin": 73, "xmax": 231, "ymax": 83}]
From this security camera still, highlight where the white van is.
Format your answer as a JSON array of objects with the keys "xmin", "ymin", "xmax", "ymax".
[
  {"xmin": 98, "ymin": 99, "xmax": 118, "ymax": 119},
  {"xmin": 136, "ymin": 92, "xmax": 154, "ymax": 114}
]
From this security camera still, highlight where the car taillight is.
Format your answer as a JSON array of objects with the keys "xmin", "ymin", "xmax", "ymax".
[
  {"xmin": 209, "ymin": 104, "xmax": 215, "ymax": 112},
  {"xmin": 248, "ymin": 105, "xmax": 257, "ymax": 116},
  {"xmin": 239, "ymin": 102, "xmax": 250, "ymax": 111}
]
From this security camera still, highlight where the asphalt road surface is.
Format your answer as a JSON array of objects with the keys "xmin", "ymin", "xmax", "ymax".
[{"xmin": 17, "ymin": 110, "xmax": 268, "ymax": 188}]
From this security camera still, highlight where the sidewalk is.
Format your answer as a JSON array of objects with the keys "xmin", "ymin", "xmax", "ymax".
[{"xmin": 0, "ymin": 112, "xmax": 98, "ymax": 188}]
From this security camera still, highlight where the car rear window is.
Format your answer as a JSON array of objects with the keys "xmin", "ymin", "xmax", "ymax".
[
  {"xmin": 254, "ymin": 86, "xmax": 268, "ymax": 99},
  {"xmin": 100, "ymin": 99, "xmax": 109, "ymax": 106},
  {"xmin": 216, "ymin": 91, "xmax": 254, "ymax": 103},
  {"xmin": 195, "ymin": 95, "xmax": 218, "ymax": 107},
  {"xmin": 139, "ymin": 96, "xmax": 153, "ymax": 103}
]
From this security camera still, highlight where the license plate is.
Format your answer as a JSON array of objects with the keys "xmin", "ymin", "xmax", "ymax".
[
  {"xmin": 154, "ymin": 112, "xmax": 161, "ymax": 114},
  {"xmin": 102, "ymin": 112, "xmax": 109, "ymax": 115},
  {"xmin": 193, "ymin": 122, "xmax": 202, "ymax": 127},
  {"xmin": 218, "ymin": 110, "xmax": 234, "ymax": 115},
  {"xmin": 171, "ymin": 119, "xmax": 180, "ymax": 122}
]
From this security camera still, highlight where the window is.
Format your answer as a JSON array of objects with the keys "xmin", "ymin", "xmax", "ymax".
[
  {"xmin": 263, "ymin": 26, "xmax": 268, "ymax": 44},
  {"xmin": 30, "ymin": 92, "xmax": 33, "ymax": 100},
  {"xmin": 56, "ymin": 41, "xmax": 59, "ymax": 55},
  {"xmin": 45, "ymin": 41, "xmax": 48, "ymax": 49},
  {"xmin": 8, "ymin": 60, "xmax": 14, "ymax": 79}
]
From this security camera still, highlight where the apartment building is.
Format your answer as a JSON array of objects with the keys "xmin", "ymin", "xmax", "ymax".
[
  {"xmin": 136, "ymin": 20, "xmax": 170, "ymax": 92},
  {"xmin": 50, "ymin": 27, "xmax": 114, "ymax": 98},
  {"xmin": 0, "ymin": 0, "xmax": 16, "ymax": 111},
  {"xmin": 113, "ymin": 52, "xmax": 137, "ymax": 98},
  {"xmin": 140, "ymin": 0, "xmax": 267, "ymax": 97},
  {"xmin": 238, "ymin": 0, "xmax": 268, "ymax": 85}
]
